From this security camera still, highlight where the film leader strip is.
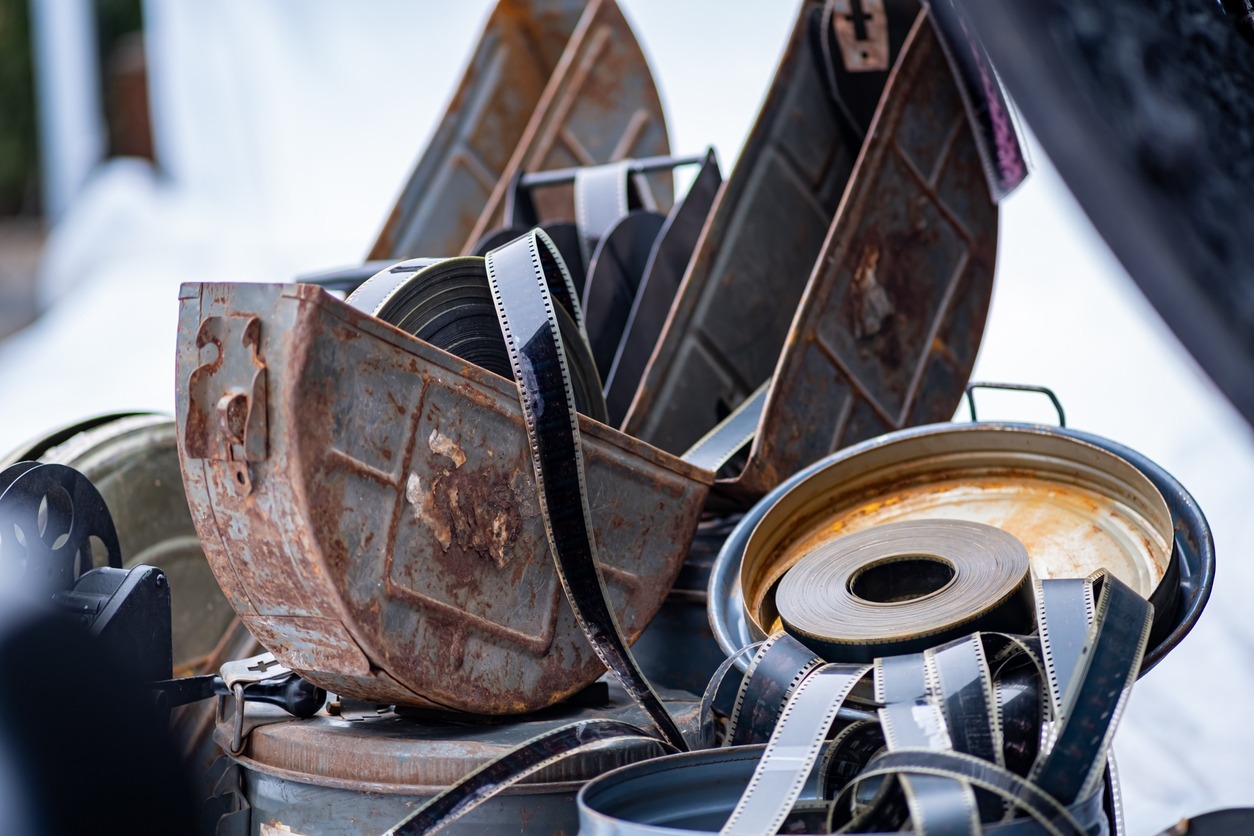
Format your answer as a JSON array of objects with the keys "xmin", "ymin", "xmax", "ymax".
[
  {"xmin": 349, "ymin": 227, "xmax": 772, "ymax": 729},
  {"xmin": 381, "ymin": 228, "xmax": 674, "ymax": 834},
  {"xmin": 386, "ymin": 517, "xmax": 1149, "ymax": 835}
]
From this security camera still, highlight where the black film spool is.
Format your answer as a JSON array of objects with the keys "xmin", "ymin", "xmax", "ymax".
[{"xmin": 346, "ymin": 256, "xmax": 607, "ymax": 423}]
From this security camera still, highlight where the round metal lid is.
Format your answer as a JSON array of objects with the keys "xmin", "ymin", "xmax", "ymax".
[
  {"xmin": 737, "ymin": 424, "xmax": 1173, "ymax": 641},
  {"xmin": 222, "ymin": 681, "xmax": 702, "ymax": 794},
  {"xmin": 710, "ymin": 422, "xmax": 1213, "ymax": 675}
]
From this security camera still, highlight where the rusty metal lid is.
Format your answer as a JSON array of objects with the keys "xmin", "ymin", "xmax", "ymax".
[
  {"xmin": 739, "ymin": 423, "xmax": 1174, "ymax": 641},
  {"xmin": 622, "ymin": 6, "xmax": 998, "ymax": 506},
  {"xmin": 221, "ymin": 682, "xmax": 701, "ymax": 794}
]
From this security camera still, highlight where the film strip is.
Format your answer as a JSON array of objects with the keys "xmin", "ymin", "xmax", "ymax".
[
  {"xmin": 773, "ymin": 520, "xmax": 1036, "ymax": 662},
  {"xmin": 570, "ymin": 570, "xmax": 1150, "ymax": 835},
  {"xmin": 473, "ymin": 151, "xmax": 718, "ymax": 419},
  {"xmin": 720, "ymin": 662, "xmax": 870, "ymax": 835},
  {"xmin": 481, "ymin": 229, "xmax": 687, "ymax": 750},
  {"xmin": 725, "ymin": 631, "xmax": 826, "ymax": 747},
  {"xmin": 603, "ymin": 149, "xmax": 722, "ymax": 425},
  {"xmin": 388, "ymin": 542, "xmax": 1152, "ymax": 832},
  {"xmin": 387, "ymin": 719, "xmax": 676, "ymax": 835},
  {"xmin": 345, "ymin": 254, "xmax": 607, "ymax": 424}
]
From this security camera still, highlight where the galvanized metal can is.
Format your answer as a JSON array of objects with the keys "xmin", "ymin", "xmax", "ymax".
[{"xmin": 215, "ymin": 682, "xmax": 701, "ymax": 835}]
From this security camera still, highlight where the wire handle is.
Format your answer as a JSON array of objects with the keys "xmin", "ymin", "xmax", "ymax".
[{"xmin": 964, "ymin": 382, "xmax": 1066, "ymax": 427}]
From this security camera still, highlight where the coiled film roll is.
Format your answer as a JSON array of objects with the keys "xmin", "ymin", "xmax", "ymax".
[
  {"xmin": 776, "ymin": 520, "xmax": 1034, "ymax": 662},
  {"xmin": 347, "ymin": 256, "xmax": 607, "ymax": 423}
]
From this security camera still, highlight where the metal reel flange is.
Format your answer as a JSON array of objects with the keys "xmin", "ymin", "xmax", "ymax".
[{"xmin": 0, "ymin": 462, "xmax": 122, "ymax": 597}]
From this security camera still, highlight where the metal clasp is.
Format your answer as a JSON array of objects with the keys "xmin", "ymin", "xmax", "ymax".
[
  {"xmin": 217, "ymin": 653, "xmax": 292, "ymax": 755},
  {"xmin": 831, "ymin": 0, "xmax": 889, "ymax": 72},
  {"xmin": 185, "ymin": 314, "xmax": 268, "ymax": 493}
]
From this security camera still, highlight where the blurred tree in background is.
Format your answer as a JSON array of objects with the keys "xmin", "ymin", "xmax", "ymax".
[
  {"xmin": 0, "ymin": 0, "xmax": 40, "ymax": 216},
  {"xmin": 0, "ymin": 0, "xmax": 145, "ymax": 218}
]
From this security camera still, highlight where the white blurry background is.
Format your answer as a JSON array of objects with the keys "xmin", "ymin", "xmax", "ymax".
[{"xmin": 1, "ymin": 2, "xmax": 1251, "ymax": 830}]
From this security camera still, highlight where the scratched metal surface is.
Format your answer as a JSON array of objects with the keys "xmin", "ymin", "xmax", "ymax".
[
  {"xmin": 719, "ymin": 12, "xmax": 999, "ymax": 502},
  {"xmin": 367, "ymin": 0, "xmax": 585, "ymax": 261},
  {"xmin": 175, "ymin": 282, "xmax": 711, "ymax": 714},
  {"xmin": 620, "ymin": 5, "xmax": 996, "ymax": 510},
  {"xmin": 735, "ymin": 424, "xmax": 1175, "ymax": 641},
  {"xmin": 620, "ymin": 0, "xmax": 920, "ymax": 454},
  {"xmin": 461, "ymin": 0, "xmax": 674, "ymax": 255}
]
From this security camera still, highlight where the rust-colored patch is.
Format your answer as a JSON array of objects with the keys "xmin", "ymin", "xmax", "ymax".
[
  {"xmin": 850, "ymin": 244, "xmax": 894, "ymax": 338},
  {"xmin": 427, "ymin": 428, "xmax": 467, "ymax": 468},
  {"xmin": 406, "ymin": 466, "xmax": 524, "ymax": 568}
]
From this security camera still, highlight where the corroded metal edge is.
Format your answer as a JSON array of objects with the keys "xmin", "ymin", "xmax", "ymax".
[
  {"xmin": 368, "ymin": 0, "xmax": 587, "ymax": 260},
  {"xmin": 464, "ymin": 0, "xmax": 673, "ymax": 253},
  {"xmin": 723, "ymin": 12, "xmax": 998, "ymax": 501},
  {"xmin": 176, "ymin": 281, "xmax": 710, "ymax": 714}
]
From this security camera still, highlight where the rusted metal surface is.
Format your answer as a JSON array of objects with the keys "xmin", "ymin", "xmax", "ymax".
[
  {"xmin": 720, "ymin": 13, "xmax": 999, "ymax": 502},
  {"xmin": 227, "ymin": 683, "xmax": 697, "ymax": 836},
  {"xmin": 710, "ymin": 423, "xmax": 1215, "ymax": 678},
  {"xmin": 736, "ymin": 424, "xmax": 1174, "ymax": 642},
  {"xmin": 464, "ymin": 0, "xmax": 673, "ymax": 252},
  {"xmin": 625, "ymin": 9, "xmax": 998, "ymax": 508},
  {"xmin": 620, "ymin": 0, "xmax": 919, "ymax": 453},
  {"xmin": 220, "ymin": 683, "xmax": 699, "ymax": 794},
  {"xmin": 367, "ymin": 0, "xmax": 585, "ymax": 260},
  {"xmin": 370, "ymin": 0, "xmax": 672, "ymax": 262},
  {"xmin": 176, "ymin": 282, "xmax": 712, "ymax": 714},
  {"xmin": 831, "ymin": 0, "xmax": 891, "ymax": 71}
]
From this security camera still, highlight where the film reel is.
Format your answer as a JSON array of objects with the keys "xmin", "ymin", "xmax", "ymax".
[{"xmin": 347, "ymin": 256, "xmax": 607, "ymax": 423}]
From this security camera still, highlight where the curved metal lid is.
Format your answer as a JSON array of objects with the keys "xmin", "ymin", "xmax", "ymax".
[{"xmin": 710, "ymin": 422, "xmax": 1213, "ymax": 675}]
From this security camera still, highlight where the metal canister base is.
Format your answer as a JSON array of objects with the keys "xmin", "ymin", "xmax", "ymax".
[
  {"xmin": 243, "ymin": 769, "xmax": 581, "ymax": 836},
  {"xmin": 215, "ymin": 682, "xmax": 701, "ymax": 835},
  {"xmin": 709, "ymin": 422, "xmax": 1214, "ymax": 675}
]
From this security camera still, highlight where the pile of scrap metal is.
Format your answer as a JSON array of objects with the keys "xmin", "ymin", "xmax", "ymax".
[{"xmin": 3, "ymin": 0, "xmax": 1252, "ymax": 834}]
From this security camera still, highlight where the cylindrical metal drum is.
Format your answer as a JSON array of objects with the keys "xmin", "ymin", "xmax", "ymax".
[
  {"xmin": 214, "ymin": 682, "xmax": 701, "ymax": 835},
  {"xmin": 577, "ymin": 745, "xmax": 1111, "ymax": 835}
]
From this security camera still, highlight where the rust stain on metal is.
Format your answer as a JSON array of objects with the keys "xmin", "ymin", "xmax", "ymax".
[
  {"xmin": 832, "ymin": 0, "xmax": 890, "ymax": 72},
  {"xmin": 850, "ymin": 244, "xmax": 894, "ymax": 338},
  {"xmin": 465, "ymin": 0, "xmax": 673, "ymax": 251},
  {"xmin": 428, "ymin": 428, "xmax": 467, "ymax": 468},
  {"xmin": 406, "ymin": 464, "xmax": 524, "ymax": 569},
  {"xmin": 368, "ymin": 0, "xmax": 588, "ymax": 260},
  {"xmin": 721, "ymin": 12, "xmax": 996, "ymax": 505},
  {"xmin": 739, "ymin": 426, "xmax": 1174, "ymax": 641},
  {"xmin": 176, "ymin": 281, "xmax": 710, "ymax": 713}
]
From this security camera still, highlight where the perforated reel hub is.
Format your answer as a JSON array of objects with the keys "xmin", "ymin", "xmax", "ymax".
[{"xmin": 0, "ymin": 462, "xmax": 122, "ymax": 597}]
